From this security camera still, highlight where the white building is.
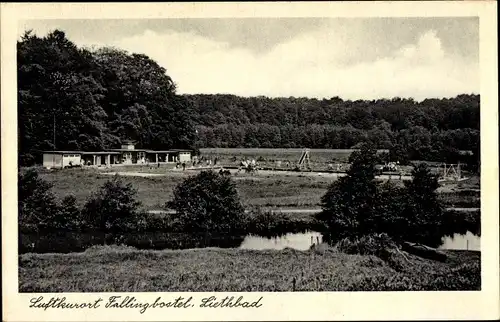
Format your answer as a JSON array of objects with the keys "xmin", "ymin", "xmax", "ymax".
[{"xmin": 42, "ymin": 143, "xmax": 192, "ymax": 169}]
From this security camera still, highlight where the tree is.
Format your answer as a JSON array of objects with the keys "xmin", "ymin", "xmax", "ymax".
[
  {"xmin": 166, "ymin": 170, "xmax": 247, "ymax": 235},
  {"xmin": 402, "ymin": 163, "xmax": 444, "ymax": 247},
  {"xmin": 93, "ymin": 48, "xmax": 197, "ymax": 151},
  {"xmin": 18, "ymin": 169, "xmax": 59, "ymax": 231},
  {"xmin": 81, "ymin": 176, "xmax": 142, "ymax": 231},
  {"xmin": 389, "ymin": 143, "xmax": 409, "ymax": 165},
  {"xmin": 317, "ymin": 144, "xmax": 380, "ymax": 242},
  {"xmin": 317, "ymin": 145, "xmax": 446, "ymax": 248},
  {"xmin": 17, "ymin": 30, "xmax": 114, "ymax": 165},
  {"xmin": 373, "ymin": 181, "xmax": 410, "ymax": 242}
]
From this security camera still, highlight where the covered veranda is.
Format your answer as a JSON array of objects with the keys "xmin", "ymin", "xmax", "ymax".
[
  {"xmin": 146, "ymin": 151, "xmax": 179, "ymax": 163},
  {"xmin": 81, "ymin": 151, "xmax": 121, "ymax": 166}
]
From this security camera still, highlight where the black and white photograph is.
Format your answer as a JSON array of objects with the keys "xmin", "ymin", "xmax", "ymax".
[{"xmin": 2, "ymin": 2, "xmax": 499, "ymax": 321}]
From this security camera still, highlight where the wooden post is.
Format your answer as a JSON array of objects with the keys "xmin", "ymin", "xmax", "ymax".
[
  {"xmin": 93, "ymin": 155, "xmax": 96, "ymax": 165},
  {"xmin": 107, "ymin": 155, "xmax": 110, "ymax": 166},
  {"xmin": 155, "ymin": 153, "xmax": 158, "ymax": 163}
]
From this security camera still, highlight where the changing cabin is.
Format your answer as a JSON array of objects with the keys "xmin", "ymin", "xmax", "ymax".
[
  {"xmin": 42, "ymin": 151, "xmax": 82, "ymax": 169},
  {"xmin": 42, "ymin": 142, "xmax": 192, "ymax": 169}
]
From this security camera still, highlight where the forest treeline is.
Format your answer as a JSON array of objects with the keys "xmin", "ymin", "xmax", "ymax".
[
  {"xmin": 18, "ymin": 30, "xmax": 480, "ymax": 166},
  {"xmin": 187, "ymin": 94, "xmax": 480, "ymax": 164}
]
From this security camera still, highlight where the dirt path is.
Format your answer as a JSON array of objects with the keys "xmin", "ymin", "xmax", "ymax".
[
  {"xmin": 102, "ymin": 172, "xmax": 167, "ymax": 177},
  {"xmin": 101, "ymin": 168, "xmax": 413, "ymax": 180},
  {"xmin": 148, "ymin": 207, "xmax": 479, "ymax": 215}
]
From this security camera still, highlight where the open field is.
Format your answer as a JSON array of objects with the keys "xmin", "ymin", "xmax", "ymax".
[
  {"xmin": 19, "ymin": 245, "xmax": 480, "ymax": 292},
  {"xmin": 200, "ymin": 148, "xmax": 374, "ymax": 162},
  {"xmin": 199, "ymin": 148, "xmax": 393, "ymax": 171},
  {"xmin": 35, "ymin": 166, "xmax": 480, "ymax": 210}
]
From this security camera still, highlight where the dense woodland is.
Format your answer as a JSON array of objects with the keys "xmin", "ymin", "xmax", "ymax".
[
  {"xmin": 18, "ymin": 30, "xmax": 480, "ymax": 166},
  {"xmin": 188, "ymin": 94, "xmax": 480, "ymax": 165}
]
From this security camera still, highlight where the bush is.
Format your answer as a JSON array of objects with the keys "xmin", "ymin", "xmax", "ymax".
[
  {"xmin": 52, "ymin": 194, "xmax": 83, "ymax": 230},
  {"xmin": 245, "ymin": 208, "xmax": 318, "ymax": 237},
  {"xmin": 167, "ymin": 170, "xmax": 247, "ymax": 234},
  {"xmin": 335, "ymin": 233, "xmax": 396, "ymax": 256},
  {"xmin": 81, "ymin": 176, "xmax": 142, "ymax": 232},
  {"xmin": 18, "ymin": 169, "xmax": 59, "ymax": 232}
]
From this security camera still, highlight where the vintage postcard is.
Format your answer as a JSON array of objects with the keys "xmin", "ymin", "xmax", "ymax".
[{"xmin": 2, "ymin": 1, "xmax": 499, "ymax": 321}]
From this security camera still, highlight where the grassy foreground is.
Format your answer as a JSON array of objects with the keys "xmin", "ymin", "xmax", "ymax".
[{"xmin": 19, "ymin": 245, "xmax": 480, "ymax": 292}]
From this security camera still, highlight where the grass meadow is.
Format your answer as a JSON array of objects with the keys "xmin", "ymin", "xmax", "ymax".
[
  {"xmin": 19, "ymin": 245, "xmax": 480, "ymax": 292},
  {"xmin": 35, "ymin": 166, "xmax": 480, "ymax": 210}
]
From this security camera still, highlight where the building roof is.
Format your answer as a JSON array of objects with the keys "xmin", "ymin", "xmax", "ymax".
[
  {"xmin": 43, "ymin": 148, "xmax": 192, "ymax": 154},
  {"xmin": 150, "ymin": 150, "xmax": 179, "ymax": 153},
  {"xmin": 109, "ymin": 149, "xmax": 153, "ymax": 152},
  {"xmin": 81, "ymin": 151, "xmax": 121, "ymax": 155},
  {"xmin": 42, "ymin": 151, "xmax": 83, "ymax": 154}
]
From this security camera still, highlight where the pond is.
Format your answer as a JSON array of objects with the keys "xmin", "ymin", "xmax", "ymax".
[
  {"xmin": 240, "ymin": 231, "xmax": 322, "ymax": 251},
  {"xmin": 19, "ymin": 230, "xmax": 480, "ymax": 254},
  {"xmin": 439, "ymin": 231, "xmax": 481, "ymax": 251},
  {"xmin": 240, "ymin": 231, "xmax": 481, "ymax": 252}
]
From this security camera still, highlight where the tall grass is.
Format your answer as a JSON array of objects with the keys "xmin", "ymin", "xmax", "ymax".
[{"xmin": 19, "ymin": 245, "xmax": 480, "ymax": 292}]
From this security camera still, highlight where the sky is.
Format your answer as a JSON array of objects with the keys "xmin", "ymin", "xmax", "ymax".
[{"xmin": 18, "ymin": 18, "xmax": 479, "ymax": 100}]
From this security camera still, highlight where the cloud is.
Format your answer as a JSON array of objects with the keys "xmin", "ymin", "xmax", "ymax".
[{"xmin": 49, "ymin": 26, "xmax": 482, "ymax": 100}]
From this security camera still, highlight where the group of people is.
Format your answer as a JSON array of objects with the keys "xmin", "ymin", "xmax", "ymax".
[
  {"xmin": 192, "ymin": 156, "xmax": 219, "ymax": 168},
  {"xmin": 238, "ymin": 159, "xmax": 259, "ymax": 174}
]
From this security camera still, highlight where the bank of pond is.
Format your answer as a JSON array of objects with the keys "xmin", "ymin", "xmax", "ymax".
[
  {"xmin": 19, "ymin": 208, "xmax": 480, "ymax": 254},
  {"xmin": 20, "ymin": 229, "xmax": 480, "ymax": 254}
]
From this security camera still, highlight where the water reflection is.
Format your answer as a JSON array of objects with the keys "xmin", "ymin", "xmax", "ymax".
[
  {"xmin": 20, "ymin": 230, "xmax": 481, "ymax": 253},
  {"xmin": 239, "ymin": 231, "xmax": 322, "ymax": 251},
  {"xmin": 439, "ymin": 231, "xmax": 480, "ymax": 251}
]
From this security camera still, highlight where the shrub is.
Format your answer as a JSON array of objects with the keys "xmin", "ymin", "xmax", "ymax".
[
  {"xmin": 335, "ymin": 233, "xmax": 396, "ymax": 256},
  {"xmin": 52, "ymin": 194, "xmax": 83, "ymax": 230},
  {"xmin": 245, "ymin": 208, "xmax": 315, "ymax": 236},
  {"xmin": 81, "ymin": 176, "xmax": 142, "ymax": 232},
  {"xmin": 18, "ymin": 169, "xmax": 59, "ymax": 232},
  {"xmin": 167, "ymin": 170, "xmax": 247, "ymax": 234}
]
